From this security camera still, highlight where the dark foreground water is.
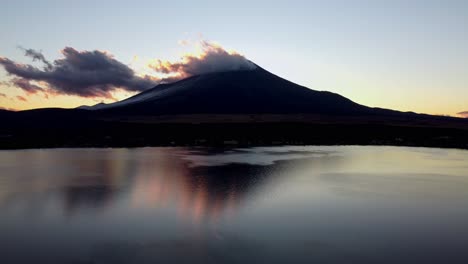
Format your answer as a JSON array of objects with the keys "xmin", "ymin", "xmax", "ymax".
[{"xmin": 1, "ymin": 146, "xmax": 468, "ymax": 264}]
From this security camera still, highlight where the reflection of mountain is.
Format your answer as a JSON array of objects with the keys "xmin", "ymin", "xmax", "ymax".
[
  {"xmin": 128, "ymin": 149, "xmax": 276, "ymax": 222},
  {"xmin": 61, "ymin": 149, "xmax": 138, "ymax": 214},
  {"xmin": 0, "ymin": 147, "xmax": 350, "ymax": 225},
  {"xmin": 0, "ymin": 148, "xmax": 346, "ymax": 219},
  {"xmin": 63, "ymin": 185, "xmax": 115, "ymax": 213},
  {"xmin": 0, "ymin": 148, "xmax": 276, "ymax": 220}
]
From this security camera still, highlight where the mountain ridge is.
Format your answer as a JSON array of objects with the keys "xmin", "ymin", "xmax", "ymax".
[
  {"xmin": 81, "ymin": 66, "xmax": 377, "ymax": 116},
  {"xmin": 1, "ymin": 65, "xmax": 467, "ymax": 149}
]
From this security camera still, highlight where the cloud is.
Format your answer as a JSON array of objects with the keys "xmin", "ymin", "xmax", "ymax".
[
  {"xmin": 11, "ymin": 78, "xmax": 44, "ymax": 94},
  {"xmin": 0, "ymin": 47, "xmax": 157, "ymax": 99},
  {"xmin": 0, "ymin": 92, "xmax": 6, "ymax": 98},
  {"xmin": 457, "ymin": 111, "xmax": 468, "ymax": 118},
  {"xmin": 149, "ymin": 40, "xmax": 256, "ymax": 81},
  {"xmin": 18, "ymin": 46, "xmax": 53, "ymax": 69},
  {"xmin": 16, "ymin": 95, "xmax": 27, "ymax": 102},
  {"xmin": 0, "ymin": 106, "xmax": 16, "ymax": 111},
  {"xmin": 1, "ymin": 41, "xmax": 254, "ymax": 101}
]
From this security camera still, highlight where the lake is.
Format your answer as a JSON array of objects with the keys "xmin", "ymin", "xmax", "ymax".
[{"xmin": 1, "ymin": 146, "xmax": 468, "ymax": 264}]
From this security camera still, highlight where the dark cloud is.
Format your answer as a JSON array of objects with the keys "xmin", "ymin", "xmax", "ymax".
[
  {"xmin": 457, "ymin": 111, "xmax": 468, "ymax": 118},
  {"xmin": 16, "ymin": 95, "xmax": 27, "ymax": 102},
  {"xmin": 11, "ymin": 78, "xmax": 44, "ymax": 94},
  {"xmin": 149, "ymin": 41, "xmax": 256, "ymax": 80},
  {"xmin": 18, "ymin": 46, "xmax": 53, "ymax": 69},
  {"xmin": 0, "ymin": 47, "xmax": 157, "ymax": 99},
  {"xmin": 0, "ymin": 92, "xmax": 6, "ymax": 98}
]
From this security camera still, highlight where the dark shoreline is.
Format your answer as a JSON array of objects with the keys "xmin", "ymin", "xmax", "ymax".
[{"xmin": 2, "ymin": 122, "xmax": 468, "ymax": 150}]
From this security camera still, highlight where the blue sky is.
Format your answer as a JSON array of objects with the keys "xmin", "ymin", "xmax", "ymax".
[{"xmin": 1, "ymin": 0, "xmax": 467, "ymax": 115}]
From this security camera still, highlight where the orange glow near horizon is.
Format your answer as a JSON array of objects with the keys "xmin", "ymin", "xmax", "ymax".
[{"xmin": 0, "ymin": 83, "xmax": 135, "ymax": 111}]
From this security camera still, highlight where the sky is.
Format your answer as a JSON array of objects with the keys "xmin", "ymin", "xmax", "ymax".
[{"xmin": 0, "ymin": 0, "xmax": 467, "ymax": 116}]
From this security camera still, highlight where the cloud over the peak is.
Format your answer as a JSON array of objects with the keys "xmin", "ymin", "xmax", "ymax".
[
  {"xmin": 0, "ymin": 47, "xmax": 157, "ymax": 99},
  {"xmin": 149, "ymin": 41, "xmax": 256, "ymax": 80},
  {"xmin": 457, "ymin": 111, "xmax": 468, "ymax": 118},
  {"xmin": 0, "ymin": 41, "xmax": 254, "ymax": 102}
]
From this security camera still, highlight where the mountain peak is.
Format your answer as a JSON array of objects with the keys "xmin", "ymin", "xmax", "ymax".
[{"xmin": 88, "ymin": 66, "xmax": 372, "ymax": 116}]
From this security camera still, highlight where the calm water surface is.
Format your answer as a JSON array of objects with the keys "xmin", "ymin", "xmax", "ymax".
[{"xmin": 1, "ymin": 146, "xmax": 468, "ymax": 264}]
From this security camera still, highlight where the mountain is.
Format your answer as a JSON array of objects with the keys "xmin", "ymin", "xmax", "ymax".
[
  {"xmin": 85, "ymin": 66, "xmax": 387, "ymax": 116},
  {"xmin": 1, "ymin": 65, "xmax": 468, "ymax": 149},
  {"xmin": 77, "ymin": 102, "xmax": 108, "ymax": 110}
]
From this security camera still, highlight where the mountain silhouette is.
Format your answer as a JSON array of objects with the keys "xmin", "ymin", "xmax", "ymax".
[
  {"xmin": 1, "ymin": 65, "xmax": 467, "ymax": 149},
  {"xmin": 87, "ymin": 66, "xmax": 388, "ymax": 116}
]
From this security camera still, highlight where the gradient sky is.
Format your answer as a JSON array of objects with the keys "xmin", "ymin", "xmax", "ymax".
[{"xmin": 1, "ymin": 0, "xmax": 467, "ymax": 116}]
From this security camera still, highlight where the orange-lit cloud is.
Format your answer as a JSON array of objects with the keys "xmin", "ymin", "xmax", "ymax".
[
  {"xmin": 457, "ymin": 111, "xmax": 468, "ymax": 118},
  {"xmin": 0, "ymin": 106, "xmax": 16, "ymax": 111},
  {"xmin": 11, "ymin": 78, "xmax": 45, "ymax": 94},
  {"xmin": 148, "ymin": 40, "xmax": 256, "ymax": 81},
  {"xmin": 16, "ymin": 95, "xmax": 27, "ymax": 102}
]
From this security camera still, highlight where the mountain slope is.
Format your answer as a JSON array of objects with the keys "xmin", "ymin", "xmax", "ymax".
[{"xmin": 93, "ymin": 67, "xmax": 376, "ymax": 115}]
